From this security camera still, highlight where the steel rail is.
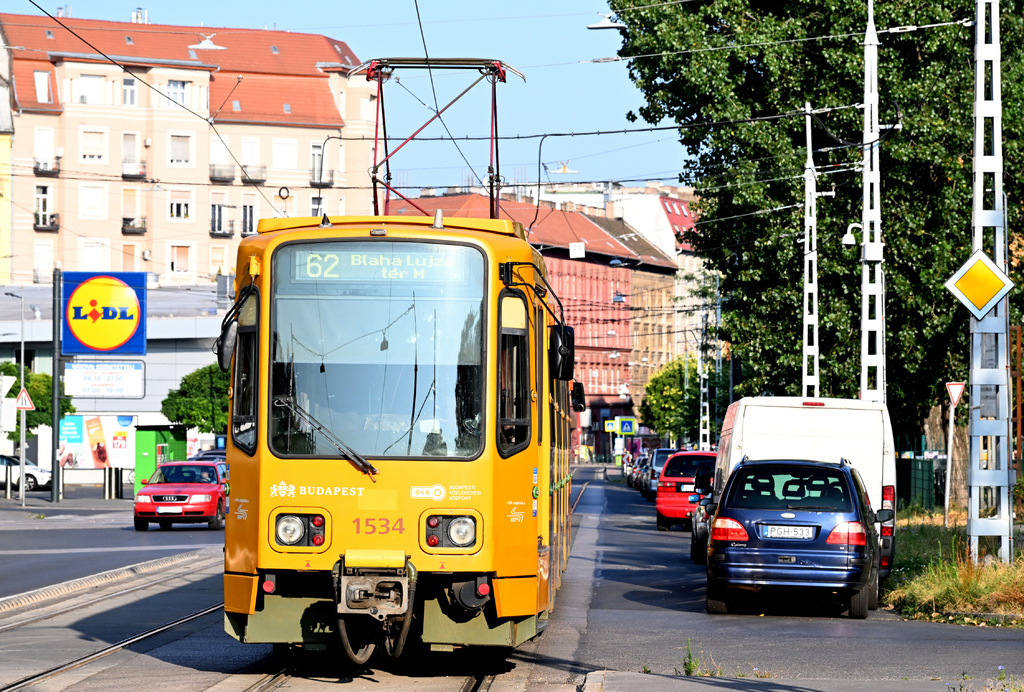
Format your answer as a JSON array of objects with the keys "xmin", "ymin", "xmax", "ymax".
[
  {"xmin": 0, "ymin": 602, "xmax": 224, "ymax": 691},
  {"xmin": 571, "ymin": 481, "xmax": 591, "ymax": 514}
]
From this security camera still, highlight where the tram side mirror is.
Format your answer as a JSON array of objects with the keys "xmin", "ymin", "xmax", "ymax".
[
  {"xmin": 571, "ymin": 382, "xmax": 587, "ymax": 412},
  {"xmin": 215, "ymin": 321, "xmax": 238, "ymax": 372},
  {"xmin": 549, "ymin": 325, "xmax": 575, "ymax": 381}
]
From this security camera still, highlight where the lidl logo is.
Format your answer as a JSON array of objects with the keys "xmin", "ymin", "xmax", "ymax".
[{"xmin": 63, "ymin": 272, "xmax": 147, "ymax": 355}]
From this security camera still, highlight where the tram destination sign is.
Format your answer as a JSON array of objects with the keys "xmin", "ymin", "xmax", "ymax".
[
  {"xmin": 63, "ymin": 361, "xmax": 145, "ymax": 398},
  {"xmin": 293, "ymin": 246, "xmax": 466, "ymax": 283}
]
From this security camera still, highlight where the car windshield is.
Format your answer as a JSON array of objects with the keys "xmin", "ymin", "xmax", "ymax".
[
  {"xmin": 270, "ymin": 241, "xmax": 485, "ymax": 460},
  {"xmin": 726, "ymin": 465, "xmax": 853, "ymax": 511},
  {"xmin": 149, "ymin": 465, "xmax": 217, "ymax": 484},
  {"xmin": 662, "ymin": 456, "xmax": 715, "ymax": 478}
]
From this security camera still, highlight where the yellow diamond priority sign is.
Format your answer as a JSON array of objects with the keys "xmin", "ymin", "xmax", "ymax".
[{"xmin": 944, "ymin": 250, "xmax": 1014, "ymax": 320}]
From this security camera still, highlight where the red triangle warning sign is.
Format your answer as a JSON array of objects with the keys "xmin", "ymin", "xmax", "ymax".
[{"xmin": 15, "ymin": 387, "xmax": 34, "ymax": 411}]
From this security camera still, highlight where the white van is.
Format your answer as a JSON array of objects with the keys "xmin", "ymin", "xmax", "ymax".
[{"xmin": 710, "ymin": 397, "xmax": 896, "ymax": 584}]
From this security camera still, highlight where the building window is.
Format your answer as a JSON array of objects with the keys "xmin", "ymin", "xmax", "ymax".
[
  {"xmin": 170, "ymin": 190, "xmax": 191, "ymax": 220},
  {"xmin": 232, "ymin": 100, "xmax": 241, "ymax": 111},
  {"xmin": 171, "ymin": 245, "xmax": 191, "ymax": 273},
  {"xmin": 242, "ymin": 194, "xmax": 256, "ymax": 235},
  {"xmin": 169, "ymin": 134, "xmax": 191, "ymax": 164},
  {"xmin": 311, "ymin": 196, "xmax": 323, "ymax": 217},
  {"xmin": 211, "ymin": 192, "xmax": 226, "ymax": 233},
  {"xmin": 80, "ymin": 129, "xmax": 107, "ymax": 163},
  {"xmin": 78, "ymin": 75, "xmax": 103, "ymax": 104},
  {"xmin": 166, "ymin": 80, "xmax": 186, "ymax": 107},
  {"xmin": 79, "ymin": 183, "xmax": 107, "ymax": 220},
  {"xmin": 34, "ymin": 71, "xmax": 51, "ymax": 103},
  {"xmin": 310, "ymin": 142, "xmax": 324, "ymax": 182},
  {"xmin": 272, "ymin": 139, "xmax": 297, "ymax": 170},
  {"xmin": 283, "ymin": 103, "xmax": 291, "ymax": 114},
  {"xmin": 123, "ymin": 77, "xmax": 137, "ymax": 106},
  {"xmin": 210, "ymin": 246, "xmax": 226, "ymax": 276},
  {"xmin": 34, "ymin": 185, "xmax": 53, "ymax": 225},
  {"xmin": 122, "ymin": 244, "xmax": 136, "ymax": 272}
]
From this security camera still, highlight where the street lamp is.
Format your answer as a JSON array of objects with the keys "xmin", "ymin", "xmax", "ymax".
[{"xmin": 4, "ymin": 292, "xmax": 26, "ymax": 508}]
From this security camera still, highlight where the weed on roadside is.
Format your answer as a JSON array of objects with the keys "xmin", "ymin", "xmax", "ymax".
[{"xmin": 679, "ymin": 639, "xmax": 721, "ymax": 677}]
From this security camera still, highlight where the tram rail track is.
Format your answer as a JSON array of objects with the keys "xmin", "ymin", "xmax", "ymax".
[{"xmin": 0, "ymin": 602, "xmax": 224, "ymax": 692}]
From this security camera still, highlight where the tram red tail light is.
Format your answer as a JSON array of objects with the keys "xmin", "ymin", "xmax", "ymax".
[
  {"xmin": 312, "ymin": 534, "xmax": 325, "ymax": 546},
  {"xmin": 262, "ymin": 575, "xmax": 276, "ymax": 593},
  {"xmin": 311, "ymin": 514, "xmax": 325, "ymax": 527},
  {"xmin": 427, "ymin": 535, "xmax": 440, "ymax": 547},
  {"xmin": 427, "ymin": 516, "xmax": 440, "ymax": 528},
  {"xmin": 477, "ymin": 582, "xmax": 491, "ymax": 597}
]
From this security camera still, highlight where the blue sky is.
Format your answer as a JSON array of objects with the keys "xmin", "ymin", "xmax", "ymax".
[{"xmin": 21, "ymin": 0, "xmax": 688, "ymax": 191}]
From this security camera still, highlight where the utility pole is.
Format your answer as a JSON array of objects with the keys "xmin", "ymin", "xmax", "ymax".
[
  {"xmin": 699, "ymin": 306, "xmax": 710, "ymax": 451},
  {"xmin": 968, "ymin": 0, "xmax": 1013, "ymax": 563},
  {"xmin": 859, "ymin": 0, "xmax": 886, "ymax": 402},
  {"xmin": 802, "ymin": 102, "xmax": 820, "ymax": 398}
]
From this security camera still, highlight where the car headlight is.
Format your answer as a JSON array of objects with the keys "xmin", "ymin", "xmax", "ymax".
[
  {"xmin": 447, "ymin": 517, "xmax": 476, "ymax": 546},
  {"xmin": 190, "ymin": 494, "xmax": 212, "ymax": 503},
  {"xmin": 276, "ymin": 515, "xmax": 305, "ymax": 545},
  {"xmin": 135, "ymin": 495, "xmax": 152, "ymax": 503}
]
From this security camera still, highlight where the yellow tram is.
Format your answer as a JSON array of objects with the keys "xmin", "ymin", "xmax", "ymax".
[{"xmin": 216, "ymin": 211, "xmax": 581, "ymax": 661}]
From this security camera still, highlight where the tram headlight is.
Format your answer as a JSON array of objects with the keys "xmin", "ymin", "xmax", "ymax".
[
  {"xmin": 448, "ymin": 517, "xmax": 476, "ymax": 547},
  {"xmin": 276, "ymin": 515, "xmax": 305, "ymax": 545}
]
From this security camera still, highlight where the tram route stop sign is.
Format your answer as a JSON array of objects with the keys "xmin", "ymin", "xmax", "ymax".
[{"xmin": 944, "ymin": 250, "xmax": 1014, "ymax": 320}]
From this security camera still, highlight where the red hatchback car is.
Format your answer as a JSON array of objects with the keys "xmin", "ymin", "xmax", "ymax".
[
  {"xmin": 134, "ymin": 461, "xmax": 229, "ymax": 531},
  {"xmin": 656, "ymin": 451, "xmax": 716, "ymax": 531}
]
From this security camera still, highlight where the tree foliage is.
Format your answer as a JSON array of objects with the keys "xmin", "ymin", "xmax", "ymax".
[
  {"xmin": 161, "ymin": 363, "xmax": 229, "ymax": 434},
  {"xmin": 0, "ymin": 361, "xmax": 76, "ymax": 442},
  {"xmin": 639, "ymin": 355, "xmax": 729, "ymax": 443},
  {"xmin": 612, "ymin": 0, "xmax": 1024, "ymax": 439}
]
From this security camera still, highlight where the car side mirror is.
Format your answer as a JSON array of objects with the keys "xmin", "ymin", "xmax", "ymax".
[
  {"xmin": 699, "ymin": 497, "xmax": 711, "ymax": 507},
  {"xmin": 687, "ymin": 494, "xmax": 701, "ymax": 503},
  {"xmin": 705, "ymin": 502, "xmax": 718, "ymax": 515},
  {"xmin": 140, "ymin": 478, "xmax": 148, "ymax": 485},
  {"xmin": 875, "ymin": 509, "xmax": 894, "ymax": 523}
]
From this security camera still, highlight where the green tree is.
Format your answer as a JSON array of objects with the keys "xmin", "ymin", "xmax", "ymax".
[
  {"xmin": 161, "ymin": 363, "xmax": 229, "ymax": 434},
  {"xmin": 612, "ymin": 0, "xmax": 1024, "ymax": 438},
  {"xmin": 0, "ymin": 361, "xmax": 76, "ymax": 442}
]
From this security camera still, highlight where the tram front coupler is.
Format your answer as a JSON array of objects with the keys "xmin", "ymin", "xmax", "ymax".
[{"xmin": 334, "ymin": 557, "xmax": 411, "ymax": 622}]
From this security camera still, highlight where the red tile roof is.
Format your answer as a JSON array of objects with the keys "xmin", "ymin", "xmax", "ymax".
[
  {"xmin": 660, "ymin": 195, "xmax": 696, "ymax": 252},
  {"xmin": 1, "ymin": 12, "xmax": 358, "ymax": 127},
  {"xmin": 11, "ymin": 60, "xmax": 61, "ymax": 111},
  {"xmin": 388, "ymin": 193, "xmax": 639, "ymax": 259}
]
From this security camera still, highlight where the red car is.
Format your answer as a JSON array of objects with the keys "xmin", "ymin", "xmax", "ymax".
[
  {"xmin": 134, "ymin": 461, "xmax": 229, "ymax": 531},
  {"xmin": 656, "ymin": 451, "xmax": 716, "ymax": 531}
]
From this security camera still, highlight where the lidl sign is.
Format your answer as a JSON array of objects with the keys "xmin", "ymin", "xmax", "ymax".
[{"xmin": 62, "ymin": 272, "xmax": 147, "ymax": 355}]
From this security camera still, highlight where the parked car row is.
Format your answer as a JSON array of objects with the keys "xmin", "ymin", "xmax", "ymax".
[{"xmin": 627, "ymin": 396, "xmax": 899, "ymax": 621}]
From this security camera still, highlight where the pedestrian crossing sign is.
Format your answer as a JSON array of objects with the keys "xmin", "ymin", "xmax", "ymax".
[{"xmin": 616, "ymin": 417, "xmax": 636, "ymax": 435}]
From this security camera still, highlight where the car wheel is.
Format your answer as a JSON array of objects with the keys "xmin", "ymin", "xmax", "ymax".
[
  {"xmin": 158, "ymin": 520, "xmax": 173, "ymax": 531},
  {"xmin": 23, "ymin": 475, "xmax": 37, "ymax": 491},
  {"xmin": 849, "ymin": 586, "xmax": 869, "ymax": 619},
  {"xmin": 706, "ymin": 581, "xmax": 729, "ymax": 614},
  {"xmin": 868, "ymin": 566, "xmax": 879, "ymax": 611},
  {"xmin": 133, "ymin": 517, "xmax": 148, "ymax": 532},
  {"xmin": 656, "ymin": 513, "xmax": 669, "ymax": 531},
  {"xmin": 690, "ymin": 535, "xmax": 706, "ymax": 564},
  {"xmin": 208, "ymin": 502, "xmax": 225, "ymax": 530}
]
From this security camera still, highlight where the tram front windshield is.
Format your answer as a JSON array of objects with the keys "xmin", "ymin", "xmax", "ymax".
[{"xmin": 271, "ymin": 241, "xmax": 485, "ymax": 459}]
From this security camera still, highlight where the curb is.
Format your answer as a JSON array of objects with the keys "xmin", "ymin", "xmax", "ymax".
[{"xmin": 0, "ymin": 548, "xmax": 221, "ymax": 613}]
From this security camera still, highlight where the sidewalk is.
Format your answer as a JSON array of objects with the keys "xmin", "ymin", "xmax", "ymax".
[
  {"xmin": 0, "ymin": 482, "xmax": 132, "ymax": 521},
  {"xmin": 583, "ymin": 672, "xmax": 966, "ymax": 692}
]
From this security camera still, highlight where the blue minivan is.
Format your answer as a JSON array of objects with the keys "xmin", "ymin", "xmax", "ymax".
[{"xmin": 704, "ymin": 459, "xmax": 892, "ymax": 619}]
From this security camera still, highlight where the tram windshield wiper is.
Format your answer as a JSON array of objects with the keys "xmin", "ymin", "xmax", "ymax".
[{"xmin": 273, "ymin": 396, "xmax": 379, "ymax": 481}]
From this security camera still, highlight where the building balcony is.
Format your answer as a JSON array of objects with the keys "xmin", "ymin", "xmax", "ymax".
[
  {"xmin": 241, "ymin": 165, "xmax": 266, "ymax": 184},
  {"xmin": 34, "ymin": 212, "xmax": 59, "ymax": 232},
  {"xmin": 122, "ymin": 216, "xmax": 147, "ymax": 235},
  {"xmin": 122, "ymin": 160, "xmax": 147, "ymax": 179},
  {"xmin": 211, "ymin": 219, "xmax": 236, "ymax": 238},
  {"xmin": 210, "ymin": 164, "xmax": 236, "ymax": 184},
  {"xmin": 310, "ymin": 168, "xmax": 334, "ymax": 188},
  {"xmin": 33, "ymin": 159, "xmax": 60, "ymax": 177}
]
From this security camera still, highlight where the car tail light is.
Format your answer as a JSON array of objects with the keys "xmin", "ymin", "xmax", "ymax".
[
  {"xmin": 880, "ymin": 554, "xmax": 891, "ymax": 568},
  {"xmin": 710, "ymin": 517, "xmax": 748, "ymax": 541},
  {"xmin": 658, "ymin": 481, "xmax": 675, "ymax": 492},
  {"xmin": 881, "ymin": 485, "xmax": 895, "ymax": 535},
  {"xmin": 827, "ymin": 521, "xmax": 867, "ymax": 546}
]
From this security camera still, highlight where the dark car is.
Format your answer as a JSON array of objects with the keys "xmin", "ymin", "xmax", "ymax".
[
  {"xmin": 704, "ymin": 459, "xmax": 891, "ymax": 619},
  {"xmin": 655, "ymin": 451, "xmax": 715, "ymax": 531},
  {"xmin": 642, "ymin": 448, "xmax": 678, "ymax": 501},
  {"xmin": 134, "ymin": 461, "xmax": 229, "ymax": 531}
]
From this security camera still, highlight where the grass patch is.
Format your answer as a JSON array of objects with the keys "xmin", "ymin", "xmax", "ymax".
[{"xmin": 884, "ymin": 510, "xmax": 1024, "ymax": 622}]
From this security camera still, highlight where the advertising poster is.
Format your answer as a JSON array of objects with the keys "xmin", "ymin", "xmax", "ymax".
[{"xmin": 57, "ymin": 415, "xmax": 137, "ymax": 469}]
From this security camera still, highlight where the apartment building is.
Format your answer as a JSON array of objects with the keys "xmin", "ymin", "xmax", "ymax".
[{"xmin": 1, "ymin": 11, "xmax": 375, "ymax": 286}]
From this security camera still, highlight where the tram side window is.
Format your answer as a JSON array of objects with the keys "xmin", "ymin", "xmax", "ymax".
[
  {"xmin": 232, "ymin": 293, "xmax": 259, "ymax": 453},
  {"xmin": 497, "ymin": 292, "xmax": 530, "ymax": 455}
]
